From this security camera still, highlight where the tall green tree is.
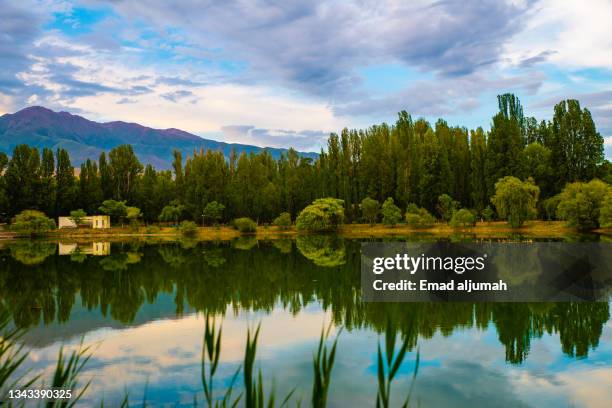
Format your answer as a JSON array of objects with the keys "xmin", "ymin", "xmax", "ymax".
[
  {"xmin": 491, "ymin": 176, "xmax": 540, "ymax": 228},
  {"xmin": 56, "ymin": 148, "xmax": 76, "ymax": 216},
  {"xmin": 550, "ymin": 99, "xmax": 604, "ymax": 190},
  {"xmin": 5, "ymin": 145, "xmax": 41, "ymax": 215},
  {"xmin": 485, "ymin": 94, "xmax": 525, "ymax": 198},
  {"xmin": 108, "ymin": 145, "xmax": 143, "ymax": 202}
]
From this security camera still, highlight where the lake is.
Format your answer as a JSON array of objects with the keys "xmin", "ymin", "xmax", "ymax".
[{"xmin": 0, "ymin": 236, "xmax": 610, "ymax": 407}]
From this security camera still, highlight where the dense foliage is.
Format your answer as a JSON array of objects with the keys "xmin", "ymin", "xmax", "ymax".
[
  {"xmin": 233, "ymin": 217, "xmax": 257, "ymax": 233},
  {"xmin": 360, "ymin": 197, "xmax": 380, "ymax": 225},
  {"xmin": 179, "ymin": 220, "xmax": 198, "ymax": 236},
  {"xmin": 273, "ymin": 212, "xmax": 292, "ymax": 229},
  {"xmin": 296, "ymin": 198, "xmax": 345, "ymax": 231},
  {"xmin": 450, "ymin": 209, "xmax": 476, "ymax": 227},
  {"xmin": 69, "ymin": 209, "xmax": 87, "ymax": 226},
  {"xmin": 405, "ymin": 207, "xmax": 435, "ymax": 229},
  {"xmin": 556, "ymin": 180, "xmax": 611, "ymax": 229},
  {"xmin": 0, "ymin": 94, "xmax": 608, "ymax": 229},
  {"xmin": 10, "ymin": 210, "xmax": 56, "ymax": 235},
  {"xmin": 380, "ymin": 198, "xmax": 402, "ymax": 226},
  {"xmin": 491, "ymin": 177, "xmax": 540, "ymax": 228}
]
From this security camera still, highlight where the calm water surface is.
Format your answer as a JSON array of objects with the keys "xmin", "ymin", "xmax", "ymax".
[{"xmin": 0, "ymin": 236, "xmax": 610, "ymax": 407}]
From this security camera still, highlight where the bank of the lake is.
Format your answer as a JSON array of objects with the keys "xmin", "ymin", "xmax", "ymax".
[{"xmin": 1, "ymin": 220, "xmax": 611, "ymax": 242}]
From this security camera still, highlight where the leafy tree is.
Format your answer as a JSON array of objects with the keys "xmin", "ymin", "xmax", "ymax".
[
  {"xmin": 98, "ymin": 152, "xmax": 113, "ymax": 200},
  {"xmin": 273, "ymin": 212, "xmax": 292, "ymax": 229},
  {"xmin": 40, "ymin": 147, "xmax": 56, "ymax": 216},
  {"xmin": 491, "ymin": 176, "xmax": 540, "ymax": 228},
  {"xmin": 541, "ymin": 195, "xmax": 561, "ymax": 220},
  {"xmin": 470, "ymin": 127, "xmax": 488, "ymax": 211},
  {"xmin": 450, "ymin": 209, "xmax": 476, "ymax": 227},
  {"xmin": 5, "ymin": 145, "xmax": 41, "ymax": 214},
  {"xmin": 232, "ymin": 217, "xmax": 257, "ymax": 233},
  {"xmin": 296, "ymin": 198, "xmax": 344, "ymax": 231},
  {"xmin": 360, "ymin": 197, "xmax": 380, "ymax": 225},
  {"xmin": 202, "ymin": 201, "xmax": 225, "ymax": 225},
  {"xmin": 437, "ymin": 194, "xmax": 458, "ymax": 222},
  {"xmin": 485, "ymin": 94, "xmax": 525, "ymax": 198},
  {"xmin": 126, "ymin": 206, "xmax": 142, "ymax": 227},
  {"xmin": 11, "ymin": 210, "xmax": 56, "ymax": 235},
  {"xmin": 405, "ymin": 207, "xmax": 435, "ymax": 228},
  {"xmin": 522, "ymin": 143, "xmax": 553, "ymax": 198},
  {"xmin": 69, "ymin": 209, "xmax": 87, "ymax": 226},
  {"xmin": 108, "ymin": 145, "xmax": 143, "ymax": 201},
  {"xmin": 172, "ymin": 150, "xmax": 184, "ymax": 202},
  {"xmin": 56, "ymin": 148, "xmax": 76, "ymax": 216},
  {"xmin": 556, "ymin": 179, "xmax": 610, "ymax": 229},
  {"xmin": 99, "ymin": 200, "xmax": 128, "ymax": 224},
  {"xmin": 179, "ymin": 220, "xmax": 198, "ymax": 237},
  {"xmin": 159, "ymin": 201, "xmax": 186, "ymax": 225},
  {"xmin": 551, "ymin": 100, "xmax": 604, "ymax": 190},
  {"xmin": 599, "ymin": 191, "xmax": 612, "ymax": 228},
  {"xmin": 381, "ymin": 198, "xmax": 401, "ymax": 227},
  {"xmin": 405, "ymin": 203, "xmax": 420, "ymax": 215},
  {"xmin": 481, "ymin": 206, "xmax": 494, "ymax": 222},
  {"xmin": 78, "ymin": 159, "xmax": 102, "ymax": 215}
]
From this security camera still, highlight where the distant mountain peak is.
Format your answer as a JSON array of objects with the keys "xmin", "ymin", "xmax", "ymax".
[{"xmin": 0, "ymin": 106, "xmax": 317, "ymax": 169}]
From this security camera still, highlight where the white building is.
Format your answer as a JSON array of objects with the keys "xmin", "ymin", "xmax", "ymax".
[{"xmin": 58, "ymin": 215, "xmax": 110, "ymax": 229}]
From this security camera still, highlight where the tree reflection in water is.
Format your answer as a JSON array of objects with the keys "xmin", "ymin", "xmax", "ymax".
[{"xmin": 0, "ymin": 238, "xmax": 608, "ymax": 364}]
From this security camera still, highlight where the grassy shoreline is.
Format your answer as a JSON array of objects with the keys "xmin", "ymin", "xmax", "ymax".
[{"xmin": 1, "ymin": 220, "xmax": 610, "ymax": 242}]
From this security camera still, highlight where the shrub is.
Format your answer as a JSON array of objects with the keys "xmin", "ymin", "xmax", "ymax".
[
  {"xmin": 381, "ymin": 198, "xmax": 402, "ymax": 226},
  {"xmin": 146, "ymin": 225, "xmax": 160, "ymax": 234},
  {"xmin": 557, "ymin": 179, "xmax": 610, "ymax": 229},
  {"xmin": 491, "ymin": 176, "xmax": 539, "ymax": 228},
  {"xmin": 202, "ymin": 201, "xmax": 225, "ymax": 225},
  {"xmin": 405, "ymin": 203, "xmax": 420, "ymax": 215},
  {"xmin": 273, "ymin": 212, "xmax": 292, "ymax": 229},
  {"xmin": 405, "ymin": 207, "xmax": 435, "ymax": 229},
  {"xmin": 99, "ymin": 200, "xmax": 128, "ymax": 223},
  {"xmin": 541, "ymin": 195, "xmax": 561, "ymax": 220},
  {"xmin": 360, "ymin": 197, "xmax": 380, "ymax": 225},
  {"xmin": 233, "ymin": 217, "xmax": 257, "ymax": 233},
  {"xmin": 481, "ymin": 206, "xmax": 494, "ymax": 222},
  {"xmin": 11, "ymin": 210, "xmax": 56, "ymax": 235},
  {"xmin": 450, "ymin": 208, "xmax": 476, "ymax": 227},
  {"xmin": 599, "ymin": 191, "xmax": 612, "ymax": 228},
  {"xmin": 296, "ymin": 198, "xmax": 344, "ymax": 232},
  {"xmin": 159, "ymin": 201, "xmax": 186, "ymax": 225},
  {"xmin": 437, "ymin": 194, "xmax": 459, "ymax": 222},
  {"xmin": 69, "ymin": 209, "xmax": 87, "ymax": 226},
  {"xmin": 179, "ymin": 220, "xmax": 198, "ymax": 237}
]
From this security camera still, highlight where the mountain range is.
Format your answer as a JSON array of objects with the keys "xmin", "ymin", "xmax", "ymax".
[{"xmin": 0, "ymin": 106, "xmax": 318, "ymax": 169}]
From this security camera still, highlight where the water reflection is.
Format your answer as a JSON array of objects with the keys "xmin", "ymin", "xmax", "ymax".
[{"xmin": 0, "ymin": 238, "xmax": 609, "ymax": 365}]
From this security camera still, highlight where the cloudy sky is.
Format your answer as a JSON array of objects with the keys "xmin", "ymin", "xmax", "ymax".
[{"xmin": 1, "ymin": 0, "xmax": 611, "ymax": 154}]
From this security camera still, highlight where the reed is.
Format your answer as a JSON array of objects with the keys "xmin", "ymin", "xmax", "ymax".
[
  {"xmin": 311, "ymin": 324, "xmax": 341, "ymax": 408},
  {"xmin": 201, "ymin": 314, "xmax": 241, "ymax": 408},
  {"xmin": 244, "ymin": 324, "xmax": 294, "ymax": 408},
  {"xmin": 46, "ymin": 340, "xmax": 92, "ymax": 408},
  {"xmin": 376, "ymin": 320, "xmax": 420, "ymax": 408},
  {"xmin": 0, "ymin": 311, "xmax": 38, "ymax": 400}
]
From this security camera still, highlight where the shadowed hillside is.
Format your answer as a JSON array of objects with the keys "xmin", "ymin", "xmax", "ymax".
[{"xmin": 0, "ymin": 106, "xmax": 318, "ymax": 168}]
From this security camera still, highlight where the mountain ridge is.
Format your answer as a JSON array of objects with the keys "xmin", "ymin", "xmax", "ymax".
[{"xmin": 0, "ymin": 106, "xmax": 318, "ymax": 169}]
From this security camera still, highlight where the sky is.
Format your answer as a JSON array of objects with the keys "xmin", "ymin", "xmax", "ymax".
[{"xmin": 1, "ymin": 0, "xmax": 611, "ymax": 155}]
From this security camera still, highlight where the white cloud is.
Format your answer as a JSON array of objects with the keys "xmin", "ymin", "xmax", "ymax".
[{"xmin": 503, "ymin": 0, "xmax": 612, "ymax": 69}]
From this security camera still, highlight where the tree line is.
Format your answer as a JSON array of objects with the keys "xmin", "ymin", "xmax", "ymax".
[{"xmin": 0, "ymin": 94, "xmax": 609, "ymax": 225}]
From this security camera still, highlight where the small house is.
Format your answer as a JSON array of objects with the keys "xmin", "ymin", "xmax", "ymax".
[{"xmin": 58, "ymin": 215, "xmax": 111, "ymax": 229}]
